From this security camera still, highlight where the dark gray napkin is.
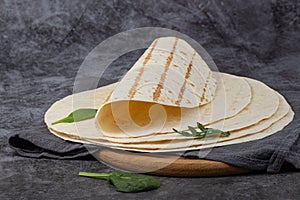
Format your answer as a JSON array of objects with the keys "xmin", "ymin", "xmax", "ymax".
[{"xmin": 8, "ymin": 125, "xmax": 93, "ymax": 160}]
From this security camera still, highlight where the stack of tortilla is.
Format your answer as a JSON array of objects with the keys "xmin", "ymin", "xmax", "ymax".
[{"xmin": 45, "ymin": 37, "xmax": 294, "ymax": 153}]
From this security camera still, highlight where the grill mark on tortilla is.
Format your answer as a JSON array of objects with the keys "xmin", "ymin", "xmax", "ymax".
[
  {"xmin": 200, "ymin": 72, "xmax": 211, "ymax": 102},
  {"xmin": 128, "ymin": 39, "xmax": 159, "ymax": 99},
  {"xmin": 104, "ymin": 90, "xmax": 113, "ymax": 103},
  {"xmin": 175, "ymin": 51, "xmax": 196, "ymax": 105},
  {"xmin": 153, "ymin": 38, "xmax": 179, "ymax": 101}
]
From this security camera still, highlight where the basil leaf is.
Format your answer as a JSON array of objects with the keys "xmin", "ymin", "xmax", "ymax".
[
  {"xmin": 79, "ymin": 171, "xmax": 160, "ymax": 193},
  {"xmin": 51, "ymin": 108, "xmax": 98, "ymax": 125}
]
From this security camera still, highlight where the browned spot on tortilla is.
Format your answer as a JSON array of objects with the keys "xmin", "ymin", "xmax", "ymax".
[
  {"xmin": 175, "ymin": 51, "xmax": 196, "ymax": 105},
  {"xmin": 200, "ymin": 83, "xmax": 208, "ymax": 102},
  {"xmin": 153, "ymin": 38, "xmax": 179, "ymax": 101},
  {"xmin": 180, "ymin": 51, "xmax": 187, "ymax": 55},
  {"xmin": 173, "ymin": 64, "xmax": 179, "ymax": 68},
  {"xmin": 143, "ymin": 39, "xmax": 159, "ymax": 65},
  {"xmin": 200, "ymin": 72, "xmax": 211, "ymax": 102},
  {"xmin": 128, "ymin": 39, "xmax": 159, "ymax": 99},
  {"xmin": 189, "ymin": 82, "xmax": 195, "ymax": 87}
]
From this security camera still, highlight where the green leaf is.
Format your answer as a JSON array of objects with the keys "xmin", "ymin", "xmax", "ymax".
[
  {"xmin": 51, "ymin": 108, "xmax": 98, "ymax": 125},
  {"xmin": 206, "ymin": 128, "xmax": 223, "ymax": 135},
  {"xmin": 173, "ymin": 122, "xmax": 231, "ymax": 140},
  {"xmin": 78, "ymin": 171, "xmax": 160, "ymax": 193},
  {"xmin": 172, "ymin": 128, "xmax": 179, "ymax": 133},
  {"xmin": 188, "ymin": 126, "xmax": 199, "ymax": 136},
  {"xmin": 181, "ymin": 131, "xmax": 194, "ymax": 137},
  {"xmin": 220, "ymin": 131, "xmax": 231, "ymax": 137},
  {"xmin": 194, "ymin": 132, "xmax": 206, "ymax": 139},
  {"xmin": 173, "ymin": 128, "xmax": 192, "ymax": 137},
  {"xmin": 109, "ymin": 171, "xmax": 160, "ymax": 193},
  {"xmin": 197, "ymin": 122, "xmax": 206, "ymax": 132}
]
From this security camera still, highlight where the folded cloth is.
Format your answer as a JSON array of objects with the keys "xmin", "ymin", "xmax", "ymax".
[
  {"xmin": 8, "ymin": 125, "xmax": 94, "ymax": 160},
  {"xmin": 8, "ymin": 111, "xmax": 300, "ymax": 172}
]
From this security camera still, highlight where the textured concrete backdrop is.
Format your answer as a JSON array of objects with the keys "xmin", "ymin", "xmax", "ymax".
[{"xmin": 1, "ymin": 0, "xmax": 300, "ymax": 199}]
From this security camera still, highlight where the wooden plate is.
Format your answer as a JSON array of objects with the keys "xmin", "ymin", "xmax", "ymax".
[{"xmin": 97, "ymin": 149, "xmax": 252, "ymax": 177}]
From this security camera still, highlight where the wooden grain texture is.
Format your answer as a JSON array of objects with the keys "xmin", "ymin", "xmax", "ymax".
[{"xmin": 97, "ymin": 149, "xmax": 252, "ymax": 177}]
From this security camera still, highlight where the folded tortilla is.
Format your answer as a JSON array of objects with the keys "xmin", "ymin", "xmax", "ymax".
[{"xmin": 96, "ymin": 37, "xmax": 217, "ymax": 137}]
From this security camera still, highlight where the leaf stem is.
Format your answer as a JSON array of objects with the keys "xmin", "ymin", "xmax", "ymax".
[{"xmin": 78, "ymin": 172, "xmax": 111, "ymax": 179}]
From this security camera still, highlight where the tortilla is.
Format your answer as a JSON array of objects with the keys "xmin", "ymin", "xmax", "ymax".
[
  {"xmin": 96, "ymin": 37, "xmax": 218, "ymax": 137},
  {"xmin": 45, "ymin": 73, "xmax": 251, "ymax": 139}
]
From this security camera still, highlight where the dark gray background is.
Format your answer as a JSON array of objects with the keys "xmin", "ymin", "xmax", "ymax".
[{"xmin": 1, "ymin": 0, "xmax": 300, "ymax": 199}]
